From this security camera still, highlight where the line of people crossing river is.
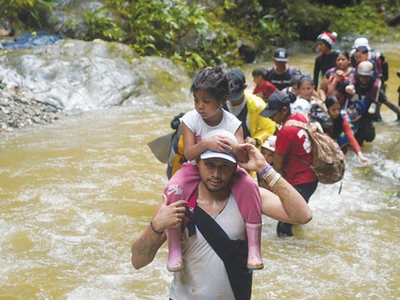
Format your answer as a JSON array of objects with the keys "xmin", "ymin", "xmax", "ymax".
[{"xmin": 135, "ymin": 33, "xmax": 400, "ymax": 300}]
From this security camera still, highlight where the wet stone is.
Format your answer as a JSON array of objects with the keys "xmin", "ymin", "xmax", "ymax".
[{"xmin": 0, "ymin": 87, "xmax": 64, "ymax": 132}]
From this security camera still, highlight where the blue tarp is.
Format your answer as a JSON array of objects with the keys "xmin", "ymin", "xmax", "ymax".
[{"xmin": 1, "ymin": 32, "xmax": 63, "ymax": 50}]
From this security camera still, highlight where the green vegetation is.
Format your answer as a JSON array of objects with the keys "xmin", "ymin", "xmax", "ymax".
[
  {"xmin": 0, "ymin": 0, "xmax": 56, "ymax": 28},
  {"xmin": 317, "ymin": 2, "xmax": 388, "ymax": 36},
  {"xmin": 82, "ymin": 0, "xmax": 396, "ymax": 73},
  {"xmin": 1, "ymin": 0, "xmax": 398, "ymax": 73},
  {"xmin": 83, "ymin": 9, "xmax": 124, "ymax": 42}
]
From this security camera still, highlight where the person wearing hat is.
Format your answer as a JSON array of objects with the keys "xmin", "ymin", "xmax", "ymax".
[
  {"xmin": 347, "ymin": 61, "xmax": 400, "ymax": 146},
  {"xmin": 224, "ymin": 69, "xmax": 277, "ymax": 149},
  {"xmin": 264, "ymin": 48, "xmax": 300, "ymax": 91},
  {"xmin": 164, "ymin": 67, "xmax": 265, "ymax": 273},
  {"xmin": 260, "ymin": 91, "xmax": 318, "ymax": 238},
  {"xmin": 313, "ymin": 31, "xmax": 339, "ymax": 89},
  {"xmin": 350, "ymin": 37, "xmax": 387, "ymax": 87},
  {"xmin": 131, "ymin": 130, "xmax": 313, "ymax": 299},
  {"xmin": 351, "ymin": 46, "xmax": 380, "ymax": 115},
  {"xmin": 351, "ymin": 44, "xmax": 386, "ymax": 121},
  {"xmin": 261, "ymin": 135, "xmax": 276, "ymax": 165}
]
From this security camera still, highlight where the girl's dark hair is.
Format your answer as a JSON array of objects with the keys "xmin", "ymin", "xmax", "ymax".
[
  {"xmin": 297, "ymin": 74, "xmax": 314, "ymax": 89},
  {"xmin": 190, "ymin": 67, "xmax": 229, "ymax": 104},
  {"xmin": 325, "ymin": 95, "xmax": 340, "ymax": 109},
  {"xmin": 356, "ymin": 46, "xmax": 369, "ymax": 54},
  {"xmin": 338, "ymin": 50, "xmax": 350, "ymax": 60},
  {"xmin": 325, "ymin": 95, "xmax": 343, "ymax": 139},
  {"xmin": 290, "ymin": 72, "xmax": 302, "ymax": 86},
  {"xmin": 252, "ymin": 67, "xmax": 267, "ymax": 80}
]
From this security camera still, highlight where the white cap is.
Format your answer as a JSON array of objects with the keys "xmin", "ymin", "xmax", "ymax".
[
  {"xmin": 200, "ymin": 129, "xmax": 238, "ymax": 163},
  {"xmin": 357, "ymin": 61, "xmax": 374, "ymax": 76},
  {"xmin": 261, "ymin": 135, "xmax": 277, "ymax": 152},
  {"xmin": 291, "ymin": 98, "xmax": 311, "ymax": 115},
  {"xmin": 353, "ymin": 37, "xmax": 370, "ymax": 50}
]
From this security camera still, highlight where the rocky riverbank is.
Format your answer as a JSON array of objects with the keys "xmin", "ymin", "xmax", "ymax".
[
  {"xmin": 0, "ymin": 38, "xmax": 191, "ymax": 133},
  {"xmin": 0, "ymin": 82, "xmax": 64, "ymax": 132}
]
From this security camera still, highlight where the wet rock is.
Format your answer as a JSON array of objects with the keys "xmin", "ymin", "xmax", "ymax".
[
  {"xmin": 0, "ymin": 85, "xmax": 63, "ymax": 132},
  {"xmin": 0, "ymin": 38, "xmax": 191, "ymax": 132}
]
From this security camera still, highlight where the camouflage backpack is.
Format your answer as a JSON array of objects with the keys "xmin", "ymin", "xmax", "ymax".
[{"xmin": 284, "ymin": 120, "xmax": 345, "ymax": 184}]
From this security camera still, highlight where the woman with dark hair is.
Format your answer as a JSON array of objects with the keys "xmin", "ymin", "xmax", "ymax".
[
  {"xmin": 318, "ymin": 50, "xmax": 355, "ymax": 104},
  {"xmin": 324, "ymin": 95, "xmax": 370, "ymax": 165}
]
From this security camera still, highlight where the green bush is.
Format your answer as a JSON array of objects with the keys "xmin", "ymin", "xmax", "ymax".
[
  {"xmin": 0, "ymin": 0, "xmax": 56, "ymax": 28},
  {"xmin": 327, "ymin": 3, "xmax": 388, "ymax": 36},
  {"xmin": 83, "ymin": 8, "xmax": 124, "ymax": 42},
  {"xmin": 105, "ymin": 0, "xmax": 242, "ymax": 72}
]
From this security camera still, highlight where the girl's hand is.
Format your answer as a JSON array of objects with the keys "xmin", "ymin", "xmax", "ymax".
[
  {"xmin": 335, "ymin": 70, "xmax": 344, "ymax": 82},
  {"xmin": 358, "ymin": 153, "xmax": 371, "ymax": 166},
  {"xmin": 245, "ymin": 136, "xmax": 257, "ymax": 146},
  {"xmin": 204, "ymin": 135, "xmax": 234, "ymax": 153}
]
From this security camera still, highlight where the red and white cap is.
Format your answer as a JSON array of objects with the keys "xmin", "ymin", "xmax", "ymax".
[{"xmin": 317, "ymin": 32, "xmax": 338, "ymax": 49}]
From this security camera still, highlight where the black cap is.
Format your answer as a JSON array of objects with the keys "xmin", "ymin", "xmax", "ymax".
[
  {"xmin": 273, "ymin": 48, "xmax": 289, "ymax": 62},
  {"xmin": 227, "ymin": 69, "xmax": 245, "ymax": 101},
  {"xmin": 260, "ymin": 91, "xmax": 291, "ymax": 118}
]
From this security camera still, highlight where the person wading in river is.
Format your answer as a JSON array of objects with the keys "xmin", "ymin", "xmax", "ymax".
[
  {"xmin": 346, "ymin": 61, "xmax": 400, "ymax": 146},
  {"xmin": 264, "ymin": 48, "xmax": 300, "ymax": 91},
  {"xmin": 131, "ymin": 136, "xmax": 312, "ymax": 300},
  {"xmin": 260, "ymin": 91, "xmax": 318, "ymax": 238},
  {"xmin": 313, "ymin": 31, "xmax": 339, "ymax": 89}
]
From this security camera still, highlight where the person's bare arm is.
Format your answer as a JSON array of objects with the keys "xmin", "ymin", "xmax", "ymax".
[
  {"xmin": 131, "ymin": 195, "xmax": 186, "ymax": 270},
  {"xmin": 318, "ymin": 76, "xmax": 329, "ymax": 102},
  {"xmin": 231, "ymin": 126, "xmax": 249, "ymax": 163},
  {"xmin": 234, "ymin": 126, "xmax": 245, "ymax": 144},
  {"xmin": 326, "ymin": 76, "xmax": 339, "ymax": 98},
  {"xmin": 182, "ymin": 123, "xmax": 207, "ymax": 161},
  {"xmin": 259, "ymin": 180, "xmax": 312, "ymax": 224},
  {"xmin": 238, "ymin": 143, "xmax": 312, "ymax": 224},
  {"xmin": 272, "ymin": 152, "xmax": 285, "ymax": 176},
  {"xmin": 183, "ymin": 123, "xmax": 244, "ymax": 161}
]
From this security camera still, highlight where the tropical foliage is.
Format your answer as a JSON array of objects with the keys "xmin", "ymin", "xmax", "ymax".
[
  {"xmin": 0, "ymin": 0, "xmax": 56, "ymax": 28},
  {"xmin": 0, "ymin": 0, "xmax": 397, "ymax": 73}
]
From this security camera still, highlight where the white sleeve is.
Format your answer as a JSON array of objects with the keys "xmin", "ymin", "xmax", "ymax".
[{"xmin": 180, "ymin": 110, "xmax": 199, "ymax": 134}]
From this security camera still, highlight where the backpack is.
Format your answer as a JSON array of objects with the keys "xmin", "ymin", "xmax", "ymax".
[
  {"xmin": 370, "ymin": 51, "xmax": 388, "ymax": 82},
  {"xmin": 166, "ymin": 113, "xmax": 186, "ymax": 179},
  {"xmin": 166, "ymin": 124, "xmax": 186, "ymax": 179},
  {"xmin": 147, "ymin": 113, "xmax": 186, "ymax": 179},
  {"xmin": 284, "ymin": 120, "xmax": 345, "ymax": 184}
]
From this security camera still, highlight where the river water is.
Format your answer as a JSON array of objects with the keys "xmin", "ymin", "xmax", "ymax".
[{"xmin": 1, "ymin": 43, "xmax": 399, "ymax": 299}]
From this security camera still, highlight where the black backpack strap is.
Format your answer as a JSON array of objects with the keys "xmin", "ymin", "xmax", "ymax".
[
  {"xmin": 265, "ymin": 67, "xmax": 274, "ymax": 79},
  {"xmin": 191, "ymin": 204, "xmax": 252, "ymax": 300}
]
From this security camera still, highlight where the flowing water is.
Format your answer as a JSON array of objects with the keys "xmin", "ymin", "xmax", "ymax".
[{"xmin": 1, "ymin": 43, "xmax": 399, "ymax": 300}]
